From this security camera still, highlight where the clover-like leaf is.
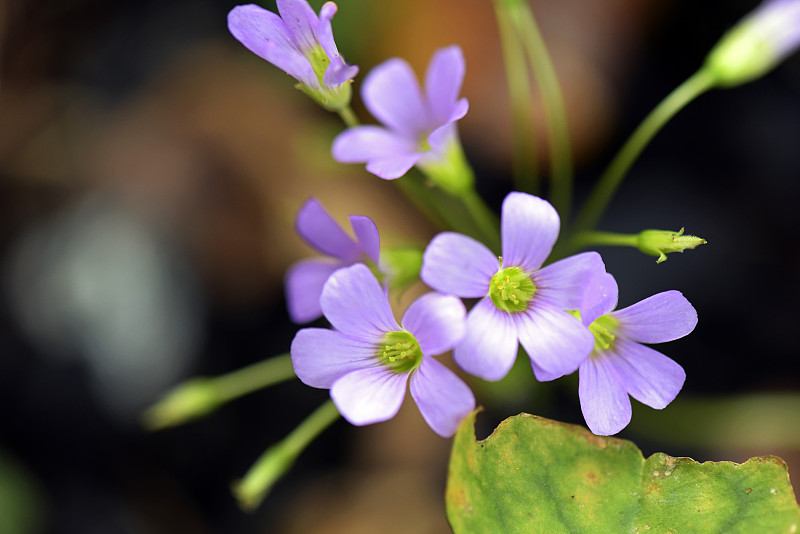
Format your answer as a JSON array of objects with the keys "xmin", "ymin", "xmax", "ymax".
[{"xmin": 447, "ymin": 411, "xmax": 800, "ymax": 533}]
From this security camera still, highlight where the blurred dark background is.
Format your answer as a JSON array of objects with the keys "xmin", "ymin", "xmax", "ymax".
[{"xmin": 1, "ymin": 0, "xmax": 799, "ymax": 532}]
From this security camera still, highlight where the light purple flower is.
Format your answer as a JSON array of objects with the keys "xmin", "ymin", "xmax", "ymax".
[
  {"xmin": 332, "ymin": 45, "xmax": 469, "ymax": 181},
  {"xmin": 285, "ymin": 198, "xmax": 380, "ymax": 324},
  {"xmin": 291, "ymin": 263, "xmax": 474, "ymax": 437},
  {"xmin": 576, "ymin": 272, "xmax": 697, "ymax": 436},
  {"xmin": 421, "ymin": 192, "xmax": 605, "ymax": 382},
  {"xmin": 227, "ymin": 1, "xmax": 358, "ymax": 110}
]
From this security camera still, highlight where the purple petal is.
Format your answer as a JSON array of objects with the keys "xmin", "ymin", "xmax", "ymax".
[
  {"xmin": 284, "ymin": 258, "xmax": 340, "ymax": 323},
  {"xmin": 577, "ymin": 271, "xmax": 618, "ymax": 326},
  {"xmin": 425, "ymin": 45, "xmax": 466, "ymax": 124},
  {"xmin": 365, "ymin": 155, "xmax": 421, "ymax": 180},
  {"xmin": 276, "ymin": 0, "xmax": 320, "ymax": 52},
  {"xmin": 453, "ymin": 298, "xmax": 518, "ymax": 381},
  {"xmin": 291, "ymin": 328, "xmax": 378, "ymax": 388},
  {"xmin": 362, "ymin": 58, "xmax": 431, "ymax": 137},
  {"xmin": 578, "ymin": 355, "xmax": 632, "ymax": 436},
  {"xmin": 410, "ymin": 357, "xmax": 475, "ymax": 437},
  {"xmin": 295, "ymin": 198, "xmax": 361, "ymax": 262},
  {"xmin": 349, "ymin": 215, "xmax": 380, "ymax": 264},
  {"xmin": 501, "ymin": 193, "xmax": 560, "ymax": 271},
  {"xmin": 516, "ymin": 303, "xmax": 593, "ymax": 381},
  {"xmin": 323, "ymin": 56, "xmax": 359, "ymax": 86},
  {"xmin": 612, "ymin": 290, "xmax": 697, "ymax": 344},
  {"xmin": 227, "ymin": 5, "xmax": 316, "ymax": 87},
  {"xmin": 427, "ymin": 114, "xmax": 465, "ymax": 154},
  {"xmin": 332, "ymin": 125, "xmax": 417, "ymax": 163},
  {"xmin": 314, "ymin": 1, "xmax": 340, "ymax": 57},
  {"xmin": 421, "ymin": 232, "xmax": 498, "ymax": 298},
  {"xmin": 320, "ymin": 264, "xmax": 399, "ymax": 339},
  {"xmin": 331, "ymin": 367, "xmax": 408, "ymax": 426},
  {"xmin": 401, "ymin": 293, "xmax": 466, "ymax": 357},
  {"xmin": 606, "ymin": 338, "xmax": 685, "ymax": 410},
  {"xmin": 533, "ymin": 251, "xmax": 606, "ymax": 311}
]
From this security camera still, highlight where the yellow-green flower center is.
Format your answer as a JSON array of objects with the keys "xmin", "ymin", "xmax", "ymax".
[
  {"xmin": 307, "ymin": 45, "xmax": 331, "ymax": 86},
  {"xmin": 489, "ymin": 266, "xmax": 536, "ymax": 313},
  {"xmin": 377, "ymin": 331, "xmax": 423, "ymax": 374},
  {"xmin": 588, "ymin": 314, "xmax": 619, "ymax": 354}
]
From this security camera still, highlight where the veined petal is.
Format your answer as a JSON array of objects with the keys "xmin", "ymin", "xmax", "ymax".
[
  {"xmin": 533, "ymin": 251, "xmax": 606, "ymax": 311},
  {"xmin": 291, "ymin": 328, "xmax": 378, "ymax": 388},
  {"xmin": 362, "ymin": 58, "xmax": 431, "ymax": 137},
  {"xmin": 401, "ymin": 293, "xmax": 466, "ymax": 357},
  {"xmin": 421, "ymin": 232, "xmax": 498, "ymax": 298},
  {"xmin": 227, "ymin": 5, "xmax": 317, "ymax": 87},
  {"xmin": 320, "ymin": 264, "xmax": 399, "ymax": 339},
  {"xmin": 295, "ymin": 198, "xmax": 361, "ymax": 262},
  {"xmin": 332, "ymin": 125, "xmax": 417, "ymax": 162},
  {"xmin": 284, "ymin": 258, "xmax": 340, "ymax": 323},
  {"xmin": 612, "ymin": 290, "xmax": 697, "ymax": 343},
  {"xmin": 516, "ymin": 303, "xmax": 593, "ymax": 381},
  {"xmin": 425, "ymin": 45, "xmax": 466, "ymax": 124},
  {"xmin": 410, "ymin": 357, "xmax": 475, "ymax": 437},
  {"xmin": 578, "ymin": 271, "xmax": 618, "ymax": 326},
  {"xmin": 331, "ymin": 367, "xmax": 408, "ymax": 426},
  {"xmin": 365, "ymin": 155, "xmax": 421, "ymax": 180},
  {"xmin": 276, "ymin": 0, "xmax": 320, "ymax": 52},
  {"xmin": 606, "ymin": 338, "xmax": 685, "ymax": 410},
  {"xmin": 579, "ymin": 355, "xmax": 632, "ymax": 436},
  {"xmin": 501, "ymin": 193, "xmax": 560, "ymax": 271},
  {"xmin": 350, "ymin": 215, "xmax": 380, "ymax": 264},
  {"xmin": 454, "ymin": 298, "xmax": 518, "ymax": 381}
]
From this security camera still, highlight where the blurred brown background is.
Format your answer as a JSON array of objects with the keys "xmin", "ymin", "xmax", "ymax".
[{"xmin": 1, "ymin": 0, "xmax": 799, "ymax": 532}]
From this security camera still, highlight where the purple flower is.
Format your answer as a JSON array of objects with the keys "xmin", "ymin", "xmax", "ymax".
[
  {"xmin": 285, "ymin": 198, "xmax": 380, "ymax": 324},
  {"xmin": 227, "ymin": 1, "xmax": 358, "ymax": 110},
  {"xmin": 421, "ymin": 192, "xmax": 605, "ymax": 382},
  {"xmin": 291, "ymin": 263, "xmax": 475, "ymax": 437},
  {"xmin": 332, "ymin": 46, "xmax": 470, "ymax": 183},
  {"xmin": 576, "ymin": 272, "xmax": 697, "ymax": 436}
]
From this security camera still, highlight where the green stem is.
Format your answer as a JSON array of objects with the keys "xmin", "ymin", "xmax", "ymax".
[
  {"xmin": 213, "ymin": 353, "xmax": 295, "ymax": 403},
  {"xmin": 493, "ymin": 0, "xmax": 539, "ymax": 194},
  {"xmin": 337, "ymin": 105, "xmax": 359, "ymax": 128},
  {"xmin": 233, "ymin": 400, "xmax": 340, "ymax": 510},
  {"xmin": 571, "ymin": 230, "xmax": 638, "ymax": 250},
  {"xmin": 571, "ymin": 69, "xmax": 715, "ymax": 240},
  {"xmin": 510, "ymin": 0, "xmax": 573, "ymax": 218}
]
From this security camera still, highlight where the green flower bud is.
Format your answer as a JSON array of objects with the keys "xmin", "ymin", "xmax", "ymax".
[
  {"xmin": 637, "ymin": 228, "xmax": 707, "ymax": 264},
  {"xmin": 380, "ymin": 247, "xmax": 423, "ymax": 292},
  {"xmin": 141, "ymin": 378, "xmax": 221, "ymax": 431}
]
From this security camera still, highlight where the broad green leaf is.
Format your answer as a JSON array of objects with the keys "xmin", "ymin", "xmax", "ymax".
[{"xmin": 447, "ymin": 412, "xmax": 800, "ymax": 533}]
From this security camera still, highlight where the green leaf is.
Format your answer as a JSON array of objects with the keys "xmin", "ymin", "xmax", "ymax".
[{"xmin": 447, "ymin": 412, "xmax": 800, "ymax": 533}]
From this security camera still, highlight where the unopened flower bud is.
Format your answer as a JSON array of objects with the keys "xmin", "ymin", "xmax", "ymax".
[
  {"xmin": 637, "ymin": 228, "xmax": 707, "ymax": 263},
  {"xmin": 142, "ymin": 378, "xmax": 221, "ymax": 431},
  {"xmin": 380, "ymin": 246, "xmax": 423, "ymax": 292}
]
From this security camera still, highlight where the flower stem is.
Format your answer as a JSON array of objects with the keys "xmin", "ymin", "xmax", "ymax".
[
  {"xmin": 337, "ymin": 105, "xmax": 359, "ymax": 128},
  {"xmin": 507, "ymin": 0, "xmax": 573, "ymax": 218},
  {"xmin": 142, "ymin": 354, "xmax": 295, "ymax": 430},
  {"xmin": 493, "ymin": 0, "xmax": 539, "ymax": 194},
  {"xmin": 233, "ymin": 400, "xmax": 341, "ymax": 510},
  {"xmin": 571, "ymin": 230, "xmax": 639, "ymax": 250},
  {"xmin": 570, "ymin": 69, "xmax": 715, "ymax": 240}
]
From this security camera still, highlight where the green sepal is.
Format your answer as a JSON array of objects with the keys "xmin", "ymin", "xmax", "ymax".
[{"xmin": 637, "ymin": 227, "xmax": 706, "ymax": 263}]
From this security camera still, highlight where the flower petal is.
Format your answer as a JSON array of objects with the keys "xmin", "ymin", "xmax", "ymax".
[
  {"xmin": 516, "ymin": 303, "xmax": 593, "ymax": 381},
  {"xmin": 295, "ymin": 198, "xmax": 361, "ymax": 262},
  {"xmin": 323, "ymin": 55, "xmax": 359, "ymax": 86},
  {"xmin": 501, "ymin": 192, "xmax": 560, "ymax": 271},
  {"xmin": 291, "ymin": 328, "xmax": 378, "ymax": 388},
  {"xmin": 410, "ymin": 357, "xmax": 475, "ymax": 437},
  {"xmin": 332, "ymin": 125, "xmax": 417, "ymax": 163},
  {"xmin": 425, "ymin": 45, "xmax": 466, "ymax": 124},
  {"xmin": 533, "ymin": 251, "xmax": 606, "ymax": 311},
  {"xmin": 227, "ymin": 4, "xmax": 316, "ymax": 87},
  {"xmin": 454, "ymin": 298, "xmax": 518, "ymax": 381},
  {"xmin": 314, "ymin": 1, "xmax": 340, "ymax": 57},
  {"xmin": 577, "ymin": 271, "xmax": 618, "ymax": 326},
  {"xmin": 276, "ymin": 0, "xmax": 319, "ymax": 52},
  {"xmin": 421, "ymin": 232, "xmax": 498, "ymax": 298},
  {"xmin": 320, "ymin": 264, "xmax": 399, "ymax": 339},
  {"xmin": 349, "ymin": 215, "xmax": 380, "ymax": 264},
  {"xmin": 284, "ymin": 258, "xmax": 340, "ymax": 323},
  {"xmin": 605, "ymin": 338, "xmax": 685, "ymax": 410},
  {"xmin": 331, "ymin": 367, "xmax": 408, "ymax": 426},
  {"xmin": 401, "ymin": 293, "xmax": 466, "ymax": 357},
  {"xmin": 578, "ymin": 355, "xmax": 632, "ymax": 436},
  {"xmin": 365, "ymin": 155, "xmax": 421, "ymax": 180},
  {"xmin": 362, "ymin": 58, "xmax": 431, "ymax": 137},
  {"xmin": 612, "ymin": 290, "xmax": 698, "ymax": 343}
]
